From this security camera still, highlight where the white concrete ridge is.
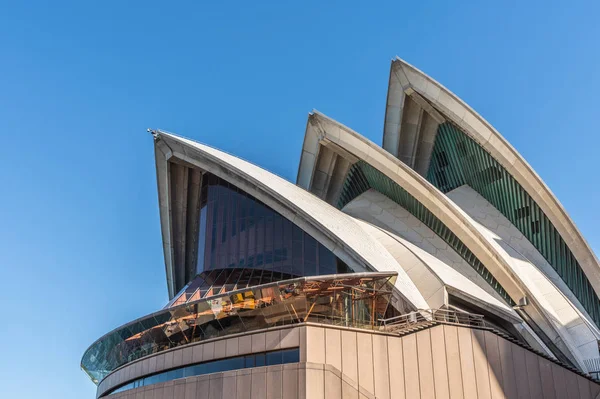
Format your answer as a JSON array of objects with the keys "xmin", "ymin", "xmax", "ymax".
[
  {"xmin": 448, "ymin": 185, "xmax": 600, "ymax": 368},
  {"xmin": 153, "ymin": 130, "xmax": 429, "ymax": 310},
  {"xmin": 385, "ymin": 57, "xmax": 600, "ymax": 299},
  {"xmin": 297, "ymin": 111, "xmax": 588, "ymax": 369},
  {"xmin": 344, "ymin": 190, "xmax": 517, "ymax": 321}
]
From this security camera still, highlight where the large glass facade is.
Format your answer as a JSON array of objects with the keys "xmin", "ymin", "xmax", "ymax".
[
  {"xmin": 81, "ymin": 272, "xmax": 400, "ymax": 384},
  {"xmin": 196, "ymin": 174, "xmax": 352, "ymax": 278}
]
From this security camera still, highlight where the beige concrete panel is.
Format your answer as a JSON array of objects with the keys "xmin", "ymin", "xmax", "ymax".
[
  {"xmin": 299, "ymin": 326, "xmax": 307, "ymax": 362},
  {"xmin": 325, "ymin": 328, "xmax": 342, "ymax": 371},
  {"xmin": 251, "ymin": 369, "xmax": 267, "ymax": 398},
  {"xmin": 282, "ymin": 368, "xmax": 298, "ymax": 399},
  {"xmin": 184, "ymin": 379, "xmax": 197, "ymax": 399},
  {"xmin": 325, "ymin": 368, "xmax": 343, "ymax": 399},
  {"xmin": 174, "ymin": 349, "xmax": 184, "ymax": 368},
  {"xmin": 342, "ymin": 379, "xmax": 360, "ymax": 399},
  {"xmin": 537, "ymin": 358, "xmax": 556, "ymax": 399},
  {"xmin": 443, "ymin": 326, "xmax": 464, "ymax": 399},
  {"xmin": 550, "ymin": 363, "xmax": 567, "ymax": 399},
  {"xmin": 252, "ymin": 332, "xmax": 266, "ymax": 353},
  {"xmin": 306, "ymin": 326, "xmax": 326, "ymax": 364},
  {"xmin": 174, "ymin": 379, "xmax": 186, "ymax": 398},
  {"xmin": 226, "ymin": 337, "xmax": 239, "ymax": 357},
  {"xmin": 306, "ymin": 367, "xmax": 325, "ymax": 399},
  {"xmin": 222, "ymin": 375, "xmax": 237, "ymax": 399},
  {"xmin": 341, "ymin": 330, "xmax": 359, "ymax": 384},
  {"xmin": 457, "ymin": 326, "xmax": 477, "ymax": 399},
  {"xmin": 202, "ymin": 341, "xmax": 215, "ymax": 361},
  {"xmin": 402, "ymin": 333, "xmax": 421, "ymax": 398},
  {"xmin": 482, "ymin": 331, "xmax": 504, "ymax": 399},
  {"xmin": 497, "ymin": 337, "xmax": 518, "ymax": 399},
  {"xmin": 266, "ymin": 330, "xmax": 281, "ymax": 351},
  {"xmin": 590, "ymin": 379, "xmax": 600, "ymax": 398},
  {"xmin": 523, "ymin": 350, "xmax": 543, "ymax": 399},
  {"xmin": 298, "ymin": 365, "xmax": 307, "ymax": 399},
  {"xmin": 153, "ymin": 385, "xmax": 164, "ymax": 399},
  {"xmin": 564, "ymin": 369, "xmax": 580, "ymax": 399},
  {"xmin": 577, "ymin": 377, "xmax": 592, "ymax": 399},
  {"xmin": 135, "ymin": 360, "xmax": 143, "ymax": 381},
  {"xmin": 386, "ymin": 336, "xmax": 406, "ymax": 399},
  {"xmin": 162, "ymin": 381, "xmax": 174, "ymax": 399},
  {"xmin": 140, "ymin": 359, "xmax": 149, "ymax": 379},
  {"xmin": 372, "ymin": 334, "xmax": 390, "ymax": 399},
  {"xmin": 155, "ymin": 353, "xmax": 165, "ymax": 372},
  {"xmin": 510, "ymin": 345, "xmax": 531, "ymax": 399},
  {"xmin": 208, "ymin": 376, "xmax": 223, "ymax": 399},
  {"xmin": 196, "ymin": 374, "xmax": 210, "ymax": 398},
  {"xmin": 470, "ymin": 329, "xmax": 491, "ymax": 399},
  {"xmin": 357, "ymin": 332, "xmax": 375, "ymax": 395},
  {"xmin": 182, "ymin": 346, "xmax": 193, "ymax": 366},
  {"xmin": 192, "ymin": 344, "xmax": 203, "ymax": 363},
  {"xmin": 280, "ymin": 327, "xmax": 300, "ymax": 349},
  {"xmin": 238, "ymin": 335, "xmax": 252, "ymax": 355},
  {"xmin": 266, "ymin": 369, "xmax": 283, "ymax": 399},
  {"xmin": 214, "ymin": 339, "xmax": 226, "ymax": 359},
  {"xmin": 416, "ymin": 330, "xmax": 436, "ymax": 399},
  {"xmin": 164, "ymin": 350, "xmax": 174, "ymax": 370},
  {"xmin": 235, "ymin": 371, "xmax": 251, "ymax": 399},
  {"xmin": 430, "ymin": 326, "xmax": 450, "ymax": 399}
]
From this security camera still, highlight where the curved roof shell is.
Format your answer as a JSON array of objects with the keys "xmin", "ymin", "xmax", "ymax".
[{"xmin": 383, "ymin": 58, "xmax": 600, "ymax": 314}]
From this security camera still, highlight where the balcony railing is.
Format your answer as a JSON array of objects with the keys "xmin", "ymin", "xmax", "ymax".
[{"xmin": 379, "ymin": 308, "xmax": 486, "ymax": 333}]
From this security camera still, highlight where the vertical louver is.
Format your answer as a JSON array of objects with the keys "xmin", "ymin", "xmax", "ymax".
[
  {"xmin": 427, "ymin": 122, "xmax": 600, "ymax": 327},
  {"xmin": 338, "ymin": 160, "xmax": 514, "ymax": 306}
]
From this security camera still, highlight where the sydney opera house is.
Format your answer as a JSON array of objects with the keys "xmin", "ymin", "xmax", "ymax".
[{"xmin": 82, "ymin": 58, "xmax": 600, "ymax": 398}]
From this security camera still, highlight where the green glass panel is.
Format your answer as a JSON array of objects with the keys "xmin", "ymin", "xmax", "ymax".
[
  {"xmin": 338, "ymin": 160, "xmax": 514, "ymax": 306},
  {"xmin": 426, "ymin": 122, "xmax": 600, "ymax": 328}
]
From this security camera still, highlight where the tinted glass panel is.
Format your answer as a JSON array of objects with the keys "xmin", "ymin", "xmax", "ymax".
[
  {"xmin": 107, "ymin": 348, "xmax": 299, "ymax": 396},
  {"xmin": 197, "ymin": 174, "xmax": 352, "ymax": 278}
]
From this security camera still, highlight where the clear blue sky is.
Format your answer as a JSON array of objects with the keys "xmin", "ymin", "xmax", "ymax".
[{"xmin": 1, "ymin": 1, "xmax": 599, "ymax": 397}]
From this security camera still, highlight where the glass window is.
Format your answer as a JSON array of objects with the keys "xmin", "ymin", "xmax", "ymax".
[
  {"xmin": 265, "ymin": 351, "xmax": 282, "ymax": 366},
  {"xmin": 105, "ymin": 348, "xmax": 300, "ymax": 396},
  {"xmin": 281, "ymin": 348, "xmax": 300, "ymax": 363},
  {"xmin": 194, "ymin": 173, "xmax": 354, "ymax": 281}
]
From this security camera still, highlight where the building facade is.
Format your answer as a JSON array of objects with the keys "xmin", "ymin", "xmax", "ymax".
[{"xmin": 82, "ymin": 58, "xmax": 600, "ymax": 398}]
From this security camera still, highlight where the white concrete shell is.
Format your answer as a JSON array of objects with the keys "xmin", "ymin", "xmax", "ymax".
[
  {"xmin": 296, "ymin": 111, "xmax": 590, "ymax": 369},
  {"xmin": 448, "ymin": 185, "xmax": 600, "ymax": 365},
  {"xmin": 153, "ymin": 130, "xmax": 429, "ymax": 310},
  {"xmin": 383, "ymin": 57, "xmax": 600, "ymax": 301}
]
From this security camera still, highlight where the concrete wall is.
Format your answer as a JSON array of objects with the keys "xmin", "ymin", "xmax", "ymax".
[
  {"xmin": 97, "ymin": 326, "xmax": 301, "ymax": 397},
  {"xmin": 305, "ymin": 324, "xmax": 600, "ymax": 399},
  {"xmin": 98, "ymin": 323, "xmax": 600, "ymax": 399}
]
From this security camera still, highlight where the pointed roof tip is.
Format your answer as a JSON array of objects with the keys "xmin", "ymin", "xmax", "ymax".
[{"xmin": 391, "ymin": 56, "xmax": 429, "ymax": 76}]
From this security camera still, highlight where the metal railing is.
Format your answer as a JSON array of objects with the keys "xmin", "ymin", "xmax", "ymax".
[
  {"xmin": 379, "ymin": 308, "xmax": 486, "ymax": 332},
  {"xmin": 584, "ymin": 358, "xmax": 600, "ymax": 379}
]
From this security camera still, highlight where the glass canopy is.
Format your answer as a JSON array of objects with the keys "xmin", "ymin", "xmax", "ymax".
[{"xmin": 81, "ymin": 272, "xmax": 399, "ymax": 384}]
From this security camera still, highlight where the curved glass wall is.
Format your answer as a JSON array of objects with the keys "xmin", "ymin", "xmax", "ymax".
[
  {"xmin": 81, "ymin": 272, "xmax": 399, "ymax": 384},
  {"xmin": 196, "ymin": 174, "xmax": 353, "ymax": 278},
  {"xmin": 167, "ymin": 268, "xmax": 300, "ymax": 308}
]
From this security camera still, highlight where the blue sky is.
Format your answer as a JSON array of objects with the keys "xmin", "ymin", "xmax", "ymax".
[{"xmin": 1, "ymin": 1, "xmax": 599, "ymax": 397}]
